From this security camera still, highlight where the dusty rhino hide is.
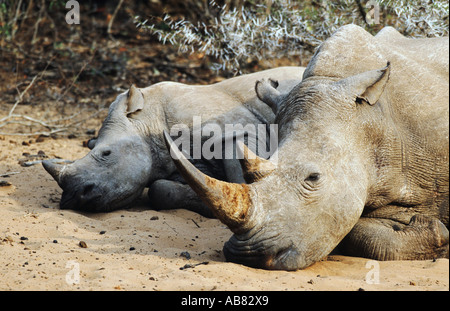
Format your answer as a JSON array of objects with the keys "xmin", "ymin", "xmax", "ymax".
[
  {"xmin": 43, "ymin": 67, "xmax": 305, "ymax": 217},
  {"xmin": 168, "ymin": 25, "xmax": 449, "ymax": 270}
]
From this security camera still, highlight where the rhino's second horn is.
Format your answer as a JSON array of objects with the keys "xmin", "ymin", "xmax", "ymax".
[{"xmin": 237, "ymin": 142, "xmax": 276, "ymax": 183}]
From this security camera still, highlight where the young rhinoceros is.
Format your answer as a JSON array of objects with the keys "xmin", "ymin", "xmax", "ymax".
[{"xmin": 43, "ymin": 67, "xmax": 305, "ymax": 216}]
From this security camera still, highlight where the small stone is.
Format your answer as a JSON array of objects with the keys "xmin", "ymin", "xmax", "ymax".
[
  {"xmin": 0, "ymin": 181, "xmax": 12, "ymax": 187},
  {"xmin": 79, "ymin": 241, "xmax": 88, "ymax": 248},
  {"xmin": 180, "ymin": 251, "xmax": 191, "ymax": 260},
  {"xmin": 35, "ymin": 135, "xmax": 46, "ymax": 143}
]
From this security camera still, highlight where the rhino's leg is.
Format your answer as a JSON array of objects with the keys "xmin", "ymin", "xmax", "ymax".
[
  {"xmin": 342, "ymin": 215, "xmax": 449, "ymax": 260},
  {"xmin": 147, "ymin": 179, "xmax": 214, "ymax": 218}
]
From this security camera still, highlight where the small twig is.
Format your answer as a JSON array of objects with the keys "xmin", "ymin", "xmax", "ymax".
[
  {"xmin": 19, "ymin": 0, "xmax": 34, "ymax": 30},
  {"xmin": 179, "ymin": 261, "xmax": 209, "ymax": 270},
  {"xmin": 163, "ymin": 221, "xmax": 178, "ymax": 234},
  {"xmin": 191, "ymin": 218, "xmax": 201, "ymax": 228},
  {"xmin": 1, "ymin": 114, "xmax": 64, "ymax": 130},
  {"xmin": 107, "ymin": 0, "xmax": 124, "ymax": 39},
  {"xmin": 0, "ymin": 172, "xmax": 21, "ymax": 178},
  {"xmin": 11, "ymin": 0, "xmax": 23, "ymax": 40},
  {"xmin": 31, "ymin": 0, "xmax": 45, "ymax": 45},
  {"xmin": 0, "ymin": 54, "xmax": 101, "ymax": 137},
  {"xmin": 55, "ymin": 56, "xmax": 94, "ymax": 103},
  {"xmin": 355, "ymin": 0, "xmax": 370, "ymax": 26},
  {"xmin": 0, "ymin": 128, "xmax": 67, "ymax": 137},
  {"xmin": 0, "ymin": 75, "xmax": 40, "ymax": 124},
  {"xmin": 0, "ymin": 108, "xmax": 105, "ymax": 137},
  {"xmin": 0, "ymin": 55, "xmax": 54, "ymax": 126}
]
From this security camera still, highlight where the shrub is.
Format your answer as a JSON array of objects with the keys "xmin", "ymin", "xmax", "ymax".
[{"xmin": 135, "ymin": 0, "xmax": 449, "ymax": 74}]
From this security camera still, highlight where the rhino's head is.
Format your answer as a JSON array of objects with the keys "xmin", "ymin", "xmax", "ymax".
[
  {"xmin": 43, "ymin": 85, "xmax": 170, "ymax": 212},
  {"xmin": 166, "ymin": 64, "xmax": 391, "ymax": 270}
]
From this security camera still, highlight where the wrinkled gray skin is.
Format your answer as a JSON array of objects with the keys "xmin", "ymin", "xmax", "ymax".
[
  {"xmin": 170, "ymin": 25, "xmax": 449, "ymax": 270},
  {"xmin": 42, "ymin": 67, "xmax": 304, "ymax": 216}
]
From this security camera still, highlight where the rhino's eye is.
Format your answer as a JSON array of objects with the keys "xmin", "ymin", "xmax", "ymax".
[
  {"xmin": 305, "ymin": 172, "xmax": 320, "ymax": 182},
  {"xmin": 102, "ymin": 150, "xmax": 112, "ymax": 157}
]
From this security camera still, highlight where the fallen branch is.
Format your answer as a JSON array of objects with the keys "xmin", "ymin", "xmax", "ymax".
[
  {"xmin": 0, "ymin": 55, "xmax": 53, "ymax": 128},
  {"xmin": 0, "ymin": 53, "xmax": 104, "ymax": 137},
  {"xmin": 0, "ymin": 172, "xmax": 21, "ymax": 178},
  {"xmin": 0, "ymin": 73, "xmax": 41, "ymax": 125},
  {"xmin": 0, "ymin": 128, "xmax": 67, "ymax": 137},
  {"xmin": 0, "ymin": 108, "xmax": 105, "ymax": 137}
]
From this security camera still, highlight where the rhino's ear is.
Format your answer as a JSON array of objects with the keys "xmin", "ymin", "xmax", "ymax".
[
  {"xmin": 87, "ymin": 138, "xmax": 97, "ymax": 149},
  {"xmin": 339, "ymin": 62, "xmax": 391, "ymax": 106},
  {"xmin": 255, "ymin": 78, "xmax": 283, "ymax": 113},
  {"xmin": 126, "ymin": 84, "xmax": 144, "ymax": 116}
]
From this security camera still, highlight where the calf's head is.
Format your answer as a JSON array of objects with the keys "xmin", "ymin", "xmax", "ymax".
[
  {"xmin": 43, "ymin": 85, "xmax": 167, "ymax": 212},
  {"xmin": 166, "ymin": 64, "xmax": 391, "ymax": 270}
]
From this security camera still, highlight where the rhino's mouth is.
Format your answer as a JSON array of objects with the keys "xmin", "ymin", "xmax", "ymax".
[
  {"xmin": 59, "ymin": 189, "xmax": 137, "ymax": 212},
  {"xmin": 60, "ymin": 190, "xmax": 102, "ymax": 211},
  {"xmin": 223, "ymin": 230, "xmax": 305, "ymax": 270}
]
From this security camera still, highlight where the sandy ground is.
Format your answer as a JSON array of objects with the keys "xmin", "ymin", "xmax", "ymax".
[{"xmin": 0, "ymin": 136, "xmax": 448, "ymax": 291}]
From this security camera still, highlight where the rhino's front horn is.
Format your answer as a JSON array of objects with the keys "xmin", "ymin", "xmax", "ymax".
[
  {"xmin": 237, "ymin": 142, "xmax": 276, "ymax": 183},
  {"xmin": 163, "ymin": 131, "xmax": 252, "ymax": 233},
  {"xmin": 42, "ymin": 160, "xmax": 66, "ymax": 185}
]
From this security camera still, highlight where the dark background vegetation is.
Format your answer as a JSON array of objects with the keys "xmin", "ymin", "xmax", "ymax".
[
  {"xmin": 0, "ymin": 0, "xmax": 447, "ymax": 137},
  {"xmin": 1, "ymin": 0, "xmax": 230, "ymax": 137}
]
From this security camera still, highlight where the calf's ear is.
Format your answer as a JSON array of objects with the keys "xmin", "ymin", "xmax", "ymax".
[
  {"xmin": 126, "ymin": 84, "xmax": 144, "ymax": 116},
  {"xmin": 338, "ymin": 62, "xmax": 391, "ymax": 106},
  {"xmin": 87, "ymin": 138, "xmax": 97, "ymax": 149},
  {"xmin": 255, "ymin": 78, "xmax": 283, "ymax": 113}
]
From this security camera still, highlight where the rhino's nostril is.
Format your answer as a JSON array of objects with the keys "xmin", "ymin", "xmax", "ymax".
[
  {"xmin": 78, "ymin": 184, "xmax": 99, "ymax": 208},
  {"xmin": 82, "ymin": 184, "xmax": 95, "ymax": 196}
]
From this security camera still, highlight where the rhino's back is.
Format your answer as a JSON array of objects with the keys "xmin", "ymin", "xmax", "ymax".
[
  {"xmin": 304, "ymin": 25, "xmax": 449, "ymax": 139},
  {"xmin": 149, "ymin": 81, "xmax": 263, "ymax": 129},
  {"xmin": 211, "ymin": 66, "xmax": 305, "ymax": 123},
  {"xmin": 149, "ymin": 67, "xmax": 305, "ymax": 129},
  {"xmin": 213, "ymin": 66, "xmax": 305, "ymax": 100},
  {"xmin": 304, "ymin": 25, "xmax": 448, "ymax": 81},
  {"xmin": 375, "ymin": 27, "xmax": 449, "ymax": 79}
]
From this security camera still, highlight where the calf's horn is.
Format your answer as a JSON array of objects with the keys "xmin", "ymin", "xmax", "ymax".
[
  {"xmin": 163, "ymin": 130, "xmax": 251, "ymax": 233},
  {"xmin": 42, "ymin": 160, "xmax": 66, "ymax": 186}
]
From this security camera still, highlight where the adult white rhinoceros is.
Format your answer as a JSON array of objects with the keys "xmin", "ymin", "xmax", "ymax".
[
  {"xmin": 166, "ymin": 25, "xmax": 449, "ymax": 270},
  {"xmin": 43, "ymin": 67, "xmax": 304, "ymax": 216}
]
